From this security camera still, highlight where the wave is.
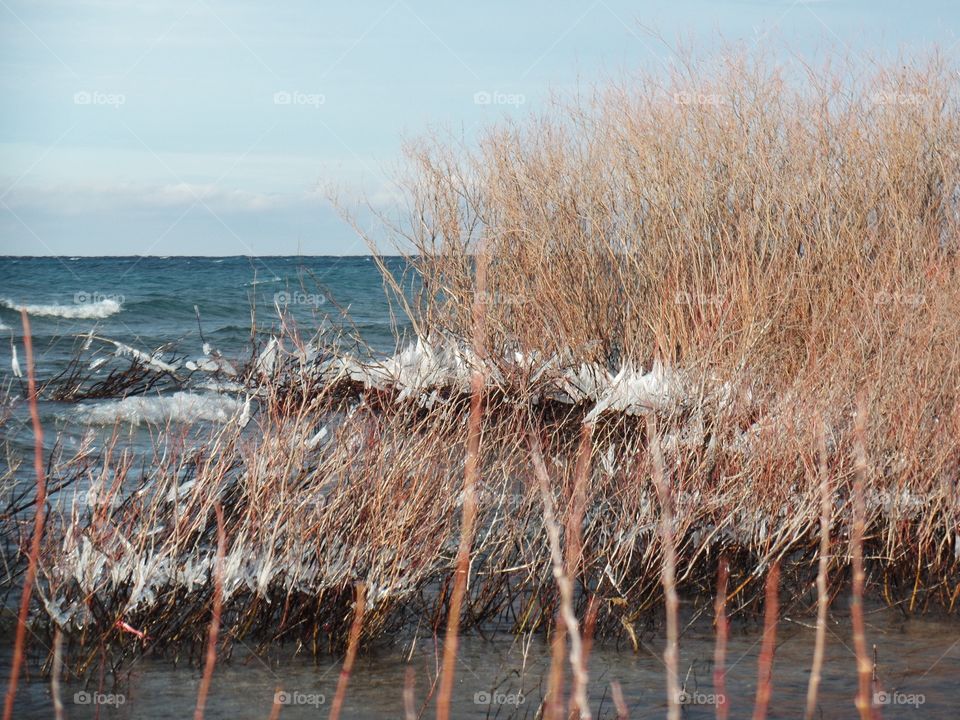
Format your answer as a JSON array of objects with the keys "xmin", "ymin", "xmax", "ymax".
[
  {"xmin": 77, "ymin": 392, "xmax": 241, "ymax": 426},
  {"xmin": 1, "ymin": 297, "xmax": 123, "ymax": 319}
]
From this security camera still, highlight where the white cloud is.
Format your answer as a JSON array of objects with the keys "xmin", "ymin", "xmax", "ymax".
[{"xmin": 0, "ymin": 179, "xmax": 329, "ymax": 215}]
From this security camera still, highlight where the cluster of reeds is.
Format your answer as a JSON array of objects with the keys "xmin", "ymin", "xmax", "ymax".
[
  {"xmin": 361, "ymin": 47, "xmax": 960, "ymax": 608},
  {"xmin": 3, "ymin": 48, "xmax": 959, "ymax": 717}
]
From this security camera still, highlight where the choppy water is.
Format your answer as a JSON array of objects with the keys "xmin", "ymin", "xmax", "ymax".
[
  {"xmin": 0, "ymin": 255, "xmax": 412, "ymax": 472},
  {"xmin": 0, "ymin": 255, "xmax": 409, "ymax": 367},
  {"xmin": 4, "ymin": 605, "xmax": 958, "ymax": 719}
]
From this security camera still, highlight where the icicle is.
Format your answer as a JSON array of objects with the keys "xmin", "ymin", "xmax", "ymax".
[
  {"xmin": 305, "ymin": 426, "xmax": 328, "ymax": 450},
  {"xmin": 11, "ymin": 343, "xmax": 22, "ymax": 378},
  {"xmin": 236, "ymin": 394, "xmax": 252, "ymax": 429}
]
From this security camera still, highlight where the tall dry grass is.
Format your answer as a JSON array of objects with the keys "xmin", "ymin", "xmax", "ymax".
[
  {"xmin": 3, "ymin": 48, "xmax": 959, "ymax": 718},
  {"xmin": 358, "ymin": 48, "xmax": 960, "ymax": 613}
]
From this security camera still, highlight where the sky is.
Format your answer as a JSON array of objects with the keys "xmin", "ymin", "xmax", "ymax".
[{"xmin": 1, "ymin": 0, "xmax": 958, "ymax": 256}]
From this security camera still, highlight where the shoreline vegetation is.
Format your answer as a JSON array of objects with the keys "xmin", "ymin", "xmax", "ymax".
[{"xmin": 4, "ymin": 50, "xmax": 960, "ymax": 717}]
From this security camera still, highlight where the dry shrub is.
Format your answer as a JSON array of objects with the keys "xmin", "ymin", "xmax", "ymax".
[{"xmin": 7, "ymin": 51, "xmax": 960, "ymax": 695}]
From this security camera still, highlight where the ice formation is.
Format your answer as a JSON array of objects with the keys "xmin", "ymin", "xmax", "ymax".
[
  {"xmin": 316, "ymin": 337, "xmax": 687, "ymax": 420},
  {"xmin": 77, "ymin": 392, "xmax": 242, "ymax": 426},
  {"xmin": 108, "ymin": 340, "xmax": 180, "ymax": 374}
]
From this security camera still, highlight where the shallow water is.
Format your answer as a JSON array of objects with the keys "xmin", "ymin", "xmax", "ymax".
[{"xmin": 4, "ymin": 605, "xmax": 958, "ymax": 719}]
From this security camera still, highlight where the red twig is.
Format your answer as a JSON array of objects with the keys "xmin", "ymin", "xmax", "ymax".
[
  {"xmin": 851, "ymin": 401, "xmax": 877, "ymax": 719},
  {"xmin": 436, "ymin": 247, "xmax": 487, "ymax": 720},
  {"xmin": 713, "ymin": 555, "xmax": 729, "ymax": 720},
  {"xmin": 545, "ymin": 620, "xmax": 566, "ymax": 720},
  {"xmin": 610, "ymin": 681, "xmax": 629, "ymax": 719},
  {"xmin": 752, "ymin": 562, "xmax": 780, "ymax": 720},
  {"xmin": 193, "ymin": 502, "xmax": 226, "ymax": 720},
  {"xmin": 565, "ymin": 423, "xmax": 594, "ymax": 577},
  {"xmin": 805, "ymin": 422, "xmax": 832, "ymax": 720},
  {"xmin": 3, "ymin": 312, "xmax": 47, "ymax": 720},
  {"xmin": 403, "ymin": 666, "xmax": 416, "ymax": 720},
  {"xmin": 328, "ymin": 583, "xmax": 367, "ymax": 720}
]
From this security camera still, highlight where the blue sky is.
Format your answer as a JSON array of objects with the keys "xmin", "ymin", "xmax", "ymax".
[{"xmin": 1, "ymin": 0, "xmax": 957, "ymax": 255}]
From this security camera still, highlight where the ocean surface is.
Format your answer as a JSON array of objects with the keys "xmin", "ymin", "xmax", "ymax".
[
  {"xmin": 0, "ymin": 255, "xmax": 410, "ymax": 366},
  {"xmin": 0, "ymin": 256, "xmax": 412, "ymax": 474}
]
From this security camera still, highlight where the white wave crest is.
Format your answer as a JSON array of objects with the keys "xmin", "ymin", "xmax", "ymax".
[
  {"xmin": 1, "ymin": 297, "xmax": 122, "ymax": 319},
  {"xmin": 77, "ymin": 392, "xmax": 242, "ymax": 426}
]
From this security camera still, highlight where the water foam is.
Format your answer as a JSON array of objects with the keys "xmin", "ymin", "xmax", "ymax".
[{"xmin": 1, "ymin": 297, "xmax": 122, "ymax": 319}]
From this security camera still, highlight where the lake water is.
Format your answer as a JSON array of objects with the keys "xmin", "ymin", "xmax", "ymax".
[
  {"xmin": 3, "ymin": 603, "xmax": 958, "ymax": 718},
  {"xmin": 1, "ymin": 257, "xmax": 958, "ymax": 718},
  {"xmin": 0, "ymin": 255, "xmax": 412, "ymax": 478}
]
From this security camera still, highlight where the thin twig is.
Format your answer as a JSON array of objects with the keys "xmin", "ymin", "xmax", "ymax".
[
  {"xmin": 752, "ymin": 562, "xmax": 780, "ymax": 720},
  {"xmin": 436, "ymin": 245, "xmax": 488, "ymax": 720},
  {"xmin": 329, "ymin": 583, "xmax": 367, "ymax": 720},
  {"xmin": 851, "ymin": 401, "xmax": 876, "ymax": 720},
  {"xmin": 528, "ymin": 427, "xmax": 592, "ymax": 719},
  {"xmin": 713, "ymin": 555, "xmax": 729, "ymax": 720},
  {"xmin": 3, "ymin": 312, "xmax": 47, "ymax": 720},
  {"xmin": 193, "ymin": 502, "xmax": 226, "ymax": 720},
  {"xmin": 805, "ymin": 422, "xmax": 832, "ymax": 720},
  {"xmin": 647, "ymin": 415, "xmax": 680, "ymax": 720}
]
